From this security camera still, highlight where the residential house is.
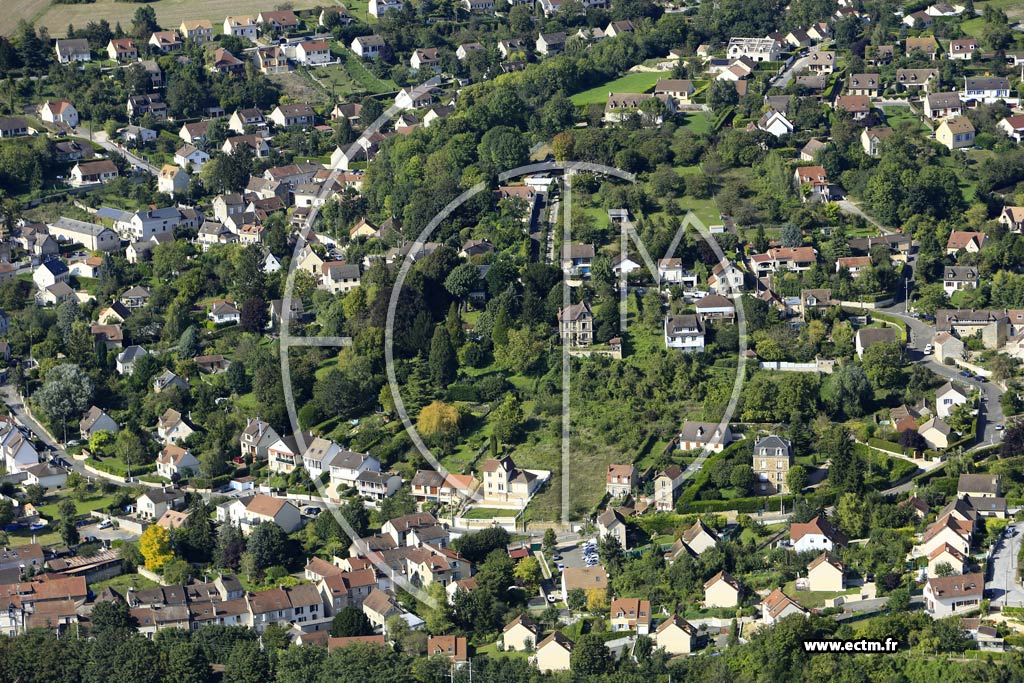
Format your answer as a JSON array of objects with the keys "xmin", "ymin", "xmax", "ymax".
[
  {"xmin": 654, "ymin": 79, "xmax": 695, "ymax": 104},
  {"xmin": 695, "ymin": 295, "xmax": 736, "ymax": 325},
  {"xmin": 677, "ymin": 421, "xmax": 733, "ymax": 452},
  {"xmin": 560, "ymin": 242, "xmax": 595, "ymax": 276},
  {"xmin": 255, "ymin": 47, "xmax": 290, "ymax": 74},
  {"xmin": 835, "ymin": 95, "xmax": 871, "ymax": 120},
  {"xmin": 427, "ymin": 636, "xmax": 469, "ymax": 666},
  {"xmin": 157, "ymin": 408, "xmax": 194, "ymax": 443},
  {"xmin": 395, "ymin": 86, "xmax": 435, "ymax": 110},
  {"xmin": 999, "ymin": 206, "xmax": 1024, "ymax": 232},
  {"xmin": 0, "ymin": 425, "xmax": 39, "ymax": 474},
  {"xmin": 757, "ymin": 108, "xmax": 794, "ymax": 137},
  {"xmin": 925, "ymin": 92, "xmax": 963, "ymax": 120},
  {"xmin": 32, "ymin": 260, "xmax": 69, "ymax": 292},
  {"xmin": 115, "ymin": 345, "xmax": 149, "ymax": 375},
  {"xmin": 664, "ymin": 314, "xmax": 705, "ymax": 353},
  {"xmin": 47, "ymin": 217, "xmax": 119, "ymax": 252},
  {"xmin": 148, "ymin": 31, "xmax": 182, "ymax": 52},
  {"xmin": 949, "ymin": 38, "xmax": 978, "ymax": 60},
  {"xmin": 240, "ymin": 418, "xmax": 279, "ymax": 462},
  {"xmin": 793, "ymin": 166, "xmax": 830, "ymax": 202},
  {"xmin": 296, "ymin": 40, "xmax": 331, "ymax": 66},
  {"xmin": 753, "ymin": 435, "xmax": 793, "ymax": 494},
  {"xmin": 610, "ymin": 597, "xmax": 651, "ymax": 634},
  {"xmin": 653, "ymin": 465, "xmax": 684, "ymax": 512},
  {"xmin": 928, "ymin": 543, "xmax": 970, "ymax": 577},
  {"xmin": 943, "ymin": 266, "xmax": 978, "ymax": 297},
  {"xmin": 179, "ymin": 20, "xmax": 214, "ymax": 43},
  {"xmin": 174, "ymin": 144, "xmax": 210, "ymax": 171},
  {"xmin": 654, "ymin": 615, "xmax": 697, "ymax": 655},
  {"xmin": 503, "ymin": 613, "xmax": 542, "ymax": 651},
  {"xmin": 120, "ymin": 285, "xmax": 152, "ymax": 310},
  {"xmin": 866, "ymin": 44, "xmax": 894, "ymax": 65},
  {"xmin": 351, "ymin": 35, "xmax": 386, "ymax": 59},
  {"xmin": 156, "ymin": 445, "xmax": 200, "ymax": 480},
  {"xmin": 208, "ymin": 300, "xmax": 240, "ymax": 325},
  {"xmin": 905, "ymin": 36, "xmax": 939, "ymax": 59},
  {"xmin": 216, "ymin": 494, "xmax": 303, "ymax": 535},
  {"xmin": 836, "ymin": 255, "xmax": 872, "ymax": 278},
  {"xmin": 762, "ymin": 589, "xmax": 808, "ymax": 625},
  {"xmin": 557, "ymin": 301, "xmax": 594, "ymax": 347},
  {"xmin": 79, "ymin": 406, "xmax": 118, "ymax": 439},
  {"xmin": 0, "ymin": 117, "xmax": 31, "ymax": 138},
  {"xmin": 896, "ymin": 68, "xmax": 940, "ymax": 92},
  {"xmin": 790, "ymin": 515, "xmax": 846, "ymax": 553},
  {"xmin": 368, "ymin": 0, "xmax": 402, "ymax": 17},
  {"xmin": 158, "ymin": 165, "xmax": 189, "ymax": 196},
  {"xmin": 257, "ymin": 9, "xmax": 300, "ymax": 31},
  {"xmin": 269, "ymin": 104, "xmax": 316, "ymax": 128},
  {"xmin": 726, "ymin": 37, "xmax": 781, "ymax": 62},
  {"xmin": 933, "ymin": 331, "xmax": 965, "ymax": 363},
  {"xmin": 223, "ymin": 16, "xmax": 259, "ymax": 39},
  {"xmin": 561, "ymin": 565, "xmax": 608, "ymax": 603},
  {"xmin": 210, "ymin": 48, "xmax": 244, "ymax": 75},
  {"xmin": 55, "ymin": 38, "xmax": 90, "ymax": 63},
  {"xmin": 40, "ymin": 100, "xmax": 79, "ymax": 128},
  {"xmin": 800, "ymin": 139, "xmax": 827, "ymax": 161},
  {"xmin": 136, "ymin": 487, "xmax": 186, "ymax": 519},
  {"xmin": 946, "ymin": 231, "xmax": 987, "ymax": 255},
  {"xmin": 924, "ymin": 573, "xmax": 983, "ymax": 617},
  {"xmin": 920, "ymin": 416, "xmax": 953, "ymax": 449},
  {"xmin": 855, "ymin": 327, "xmax": 897, "ymax": 358},
  {"xmin": 606, "ymin": 464, "xmax": 637, "ymax": 498},
  {"xmin": 106, "ymin": 38, "xmax": 138, "ymax": 61},
  {"xmin": 807, "ymin": 552, "xmax": 845, "ymax": 592},
  {"xmin": 410, "ymin": 48, "xmax": 440, "ymax": 71},
  {"xmin": 479, "ymin": 456, "xmax": 543, "ymax": 505},
  {"xmin": 998, "ymin": 115, "xmax": 1024, "ymax": 143},
  {"xmin": 536, "ymin": 32, "xmax": 567, "ymax": 56},
  {"xmin": 127, "ymin": 94, "xmax": 167, "ymax": 120},
  {"xmin": 962, "ymin": 77, "xmax": 1011, "ymax": 105},
  {"xmin": 703, "ymin": 570, "xmax": 742, "ymax": 608},
  {"xmin": 69, "ymin": 160, "xmax": 118, "ymax": 187},
  {"xmin": 861, "ymin": 126, "xmax": 893, "ymax": 156},
  {"xmin": 708, "ymin": 261, "xmax": 745, "ymax": 294},
  {"xmin": 535, "ymin": 632, "xmax": 574, "ymax": 672},
  {"xmin": 958, "ymin": 474, "xmax": 1000, "ymax": 498},
  {"xmin": 597, "ymin": 508, "xmax": 628, "ymax": 549}
]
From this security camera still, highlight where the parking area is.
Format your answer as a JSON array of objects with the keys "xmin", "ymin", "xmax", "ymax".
[
  {"xmin": 78, "ymin": 521, "xmax": 139, "ymax": 544},
  {"xmin": 553, "ymin": 537, "xmax": 599, "ymax": 572}
]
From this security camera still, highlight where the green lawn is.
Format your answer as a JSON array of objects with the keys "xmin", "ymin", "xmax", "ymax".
[
  {"xmin": 91, "ymin": 573, "xmax": 159, "ymax": 594},
  {"xmin": 476, "ymin": 643, "xmax": 530, "ymax": 659},
  {"xmin": 570, "ymin": 72, "xmax": 665, "ymax": 106},
  {"xmin": 343, "ymin": 57, "xmax": 397, "ymax": 95},
  {"xmin": 782, "ymin": 580, "xmax": 862, "ymax": 608},
  {"xmin": 677, "ymin": 112, "xmax": 712, "ymax": 135}
]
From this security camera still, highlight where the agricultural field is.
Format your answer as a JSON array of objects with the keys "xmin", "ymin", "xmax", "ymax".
[
  {"xmin": 9, "ymin": 0, "xmax": 264, "ymax": 37},
  {"xmin": 570, "ymin": 71, "xmax": 665, "ymax": 106}
]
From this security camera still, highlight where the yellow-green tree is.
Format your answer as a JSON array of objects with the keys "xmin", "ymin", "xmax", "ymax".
[
  {"xmin": 417, "ymin": 401, "xmax": 462, "ymax": 450},
  {"xmin": 139, "ymin": 523, "xmax": 174, "ymax": 571},
  {"xmin": 586, "ymin": 587, "xmax": 609, "ymax": 613}
]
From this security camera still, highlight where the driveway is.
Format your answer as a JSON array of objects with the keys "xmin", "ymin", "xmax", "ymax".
[
  {"xmin": 69, "ymin": 128, "xmax": 160, "ymax": 176},
  {"xmin": 78, "ymin": 520, "xmax": 139, "ymax": 543},
  {"xmin": 987, "ymin": 527, "xmax": 1024, "ymax": 606}
]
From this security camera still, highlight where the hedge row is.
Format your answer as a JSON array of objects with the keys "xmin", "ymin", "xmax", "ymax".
[
  {"xmin": 683, "ymin": 490, "xmax": 839, "ymax": 514},
  {"xmin": 867, "ymin": 437, "xmax": 916, "ymax": 457}
]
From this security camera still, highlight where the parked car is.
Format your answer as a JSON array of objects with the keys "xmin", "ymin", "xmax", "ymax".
[
  {"xmin": 547, "ymin": 594, "xmax": 556, "ymax": 603},
  {"xmin": 98, "ymin": 519, "xmax": 113, "ymax": 529}
]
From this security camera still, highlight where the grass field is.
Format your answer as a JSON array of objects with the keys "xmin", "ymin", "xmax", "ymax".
[
  {"xmin": 570, "ymin": 72, "xmax": 664, "ymax": 106},
  {"xmin": 8, "ymin": 0, "xmax": 270, "ymax": 37}
]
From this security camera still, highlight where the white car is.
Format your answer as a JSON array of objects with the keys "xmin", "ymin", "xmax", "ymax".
[{"xmin": 98, "ymin": 519, "xmax": 113, "ymax": 529}]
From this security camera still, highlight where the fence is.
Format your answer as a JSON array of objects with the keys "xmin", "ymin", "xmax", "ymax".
[{"xmin": 758, "ymin": 359, "xmax": 836, "ymax": 374}]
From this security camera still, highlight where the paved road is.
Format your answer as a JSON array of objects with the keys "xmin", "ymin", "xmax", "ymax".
[
  {"xmin": 69, "ymin": 128, "xmax": 160, "ymax": 176},
  {"xmin": 874, "ymin": 301, "xmax": 1005, "ymax": 448},
  {"xmin": 836, "ymin": 199, "xmax": 892, "ymax": 235},
  {"xmin": 771, "ymin": 49, "xmax": 813, "ymax": 88},
  {"xmin": 987, "ymin": 527, "xmax": 1024, "ymax": 607},
  {"xmin": 0, "ymin": 383, "xmax": 130, "ymax": 489}
]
